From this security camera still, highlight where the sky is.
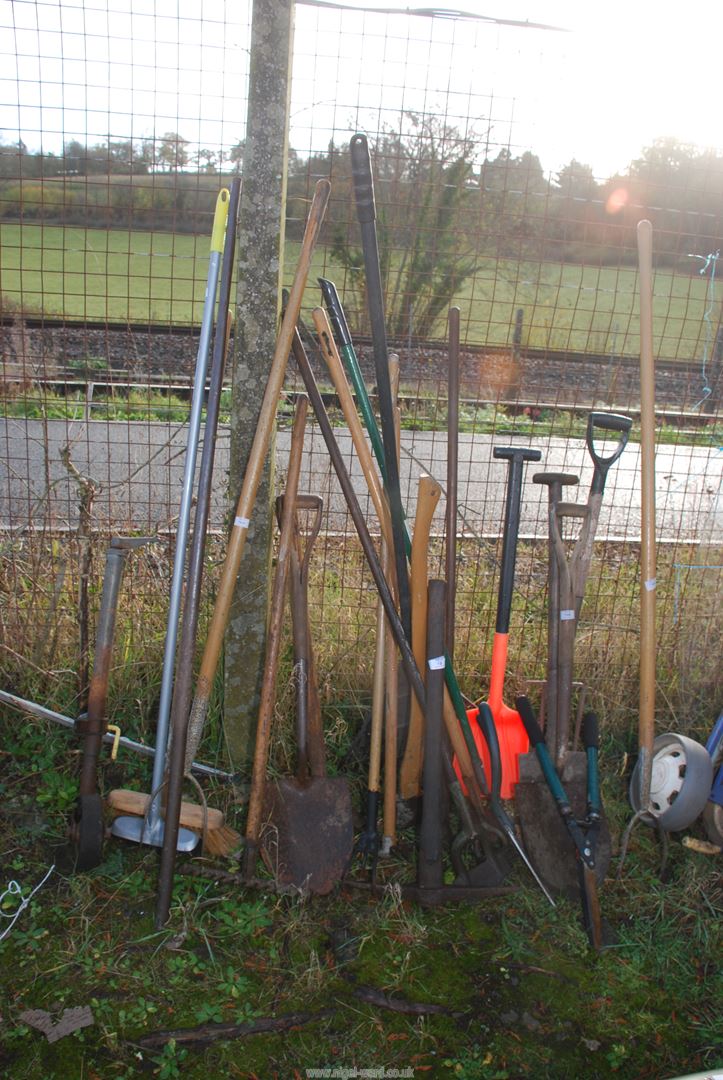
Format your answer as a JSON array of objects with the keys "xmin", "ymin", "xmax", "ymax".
[{"xmin": 1, "ymin": 0, "xmax": 722, "ymax": 179}]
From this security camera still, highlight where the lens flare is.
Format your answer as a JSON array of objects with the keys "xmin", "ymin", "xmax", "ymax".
[{"xmin": 606, "ymin": 187, "xmax": 629, "ymax": 214}]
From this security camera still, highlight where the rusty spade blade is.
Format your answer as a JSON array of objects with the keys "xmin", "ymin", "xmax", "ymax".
[{"xmin": 263, "ymin": 494, "xmax": 353, "ymax": 895}]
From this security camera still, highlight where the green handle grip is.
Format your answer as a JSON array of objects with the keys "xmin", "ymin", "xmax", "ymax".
[
  {"xmin": 583, "ymin": 712, "xmax": 601, "ymax": 813},
  {"xmin": 477, "ymin": 703, "xmax": 501, "ymax": 802},
  {"xmin": 516, "ymin": 695, "xmax": 570, "ymax": 810},
  {"xmin": 319, "ymin": 278, "xmax": 353, "ymax": 349},
  {"xmin": 210, "ymin": 188, "xmax": 231, "ymax": 253}
]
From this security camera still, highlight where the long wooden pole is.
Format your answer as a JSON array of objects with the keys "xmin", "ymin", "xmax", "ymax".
[{"xmin": 636, "ymin": 219, "xmax": 657, "ymax": 811}]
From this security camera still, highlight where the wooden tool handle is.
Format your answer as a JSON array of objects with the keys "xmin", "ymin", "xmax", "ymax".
[
  {"xmin": 637, "ymin": 218, "xmax": 657, "ymax": 811},
  {"xmin": 313, "ymin": 307, "xmax": 391, "ymax": 542},
  {"xmin": 243, "ymin": 398, "xmax": 308, "ymax": 864},
  {"xmin": 192, "ymin": 179, "xmax": 330, "ymax": 711}
]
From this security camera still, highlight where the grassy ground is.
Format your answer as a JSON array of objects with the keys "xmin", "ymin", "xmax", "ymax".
[
  {"xmin": 0, "ymin": 222, "xmax": 716, "ymax": 360},
  {"xmin": 3, "ymin": 387, "xmax": 722, "ymax": 450},
  {"xmin": 0, "ymin": 534, "xmax": 720, "ymax": 1078}
]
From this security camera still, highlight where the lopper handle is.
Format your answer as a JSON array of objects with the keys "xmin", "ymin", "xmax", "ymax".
[
  {"xmin": 350, "ymin": 133, "xmax": 376, "ymax": 224},
  {"xmin": 319, "ymin": 278, "xmax": 353, "ymax": 349},
  {"xmin": 582, "ymin": 711, "xmax": 599, "ymax": 750},
  {"xmin": 582, "ymin": 711, "xmax": 601, "ymax": 815},
  {"xmin": 516, "ymin": 694, "xmax": 545, "ymax": 748},
  {"xmin": 476, "ymin": 703, "xmax": 501, "ymax": 803},
  {"xmin": 516, "ymin": 695, "xmax": 571, "ymax": 811}
]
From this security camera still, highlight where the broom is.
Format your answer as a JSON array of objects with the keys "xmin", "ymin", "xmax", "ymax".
[
  {"xmin": 109, "ymin": 183, "xmax": 242, "ymax": 861},
  {"xmin": 106, "ymin": 788, "xmax": 240, "ymax": 857}
]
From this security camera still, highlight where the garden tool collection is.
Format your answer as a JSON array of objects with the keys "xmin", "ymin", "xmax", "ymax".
[
  {"xmin": 154, "ymin": 179, "xmax": 331, "ymax": 927},
  {"xmin": 32, "ymin": 133, "xmax": 654, "ymax": 947},
  {"xmin": 515, "ymin": 414, "xmax": 629, "ymax": 898}
]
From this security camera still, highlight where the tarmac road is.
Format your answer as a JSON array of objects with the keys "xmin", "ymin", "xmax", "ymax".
[{"xmin": 1, "ymin": 418, "xmax": 721, "ymax": 545}]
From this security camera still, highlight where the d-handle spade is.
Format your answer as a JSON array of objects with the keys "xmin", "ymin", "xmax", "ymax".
[
  {"xmin": 574, "ymin": 411, "xmax": 633, "ymax": 617},
  {"xmin": 586, "ymin": 412, "xmax": 633, "ymax": 499},
  {"xmin": 532, "ymin": 472, "xmax": 579, "ymax": 758}
]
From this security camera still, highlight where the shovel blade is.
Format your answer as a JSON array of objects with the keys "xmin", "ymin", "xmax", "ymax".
[
  {"xmin": 515, "ymin": 753, "xmax": 611, "ymax": 899},
  {"xmin": 512, "ymin": 777, "xmax": 609, "ymax": 894},
  {"xmin": 262, "ymin": 777, "xmax": 353, "ymax": 895}
]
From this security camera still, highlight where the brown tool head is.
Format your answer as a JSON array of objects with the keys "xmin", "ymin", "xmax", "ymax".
[
  {"xmin": 514, "ymin": 752, "xmax": 611, "ymax": 900},
  {"xmin": 261, "ymin": 777, "xmax": 353, "ymax": 895}
]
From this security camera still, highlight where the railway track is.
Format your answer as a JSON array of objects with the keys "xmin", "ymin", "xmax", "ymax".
[{"xmin": 2, "ymin": 316, "xmax": 720, "ymax": 427}]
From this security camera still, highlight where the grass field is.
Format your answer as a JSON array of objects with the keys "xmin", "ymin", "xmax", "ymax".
[
  {"xmin": 0, "ymin": 222, "xmax": 716, "ymax": 361},
  {"xmin": 0, "ymin": 535, "xmax": 721, "ymax": 1079}
]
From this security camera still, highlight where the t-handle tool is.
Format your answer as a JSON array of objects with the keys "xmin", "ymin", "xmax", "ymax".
[
  {"xmin": 517, "ymin": 695, "xmax": 603, "ymax": 951},
  {"xmin": 532, "ymin": 472, "xmax": 579, "ymax": 757},
  {"xmin": 72, "ymin": 536, "xmax": 155, "ymax": 870},
  {"xmin": 484, "ymin": 446, "xmax": 541, "ymax": 796}
]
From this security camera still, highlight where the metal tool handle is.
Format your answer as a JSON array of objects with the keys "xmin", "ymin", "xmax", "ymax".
[
  {"xmin": 493, "ymin": 447, "xmax": 543, "ymax": 465},
  {"xmin": 533, "ymin": 472, "xmax": 579, "ymax": 489},
  {"xmin": 493, "ymin": 446, "xmax": 542, "ymax": 634},
  {"xmin": 350, "ymin": 132, "xmax": 376, "ymax": 223},
  {"xmin": 586, "ymin": 412, "xmax": 632, "ymax": 495},
  {"xmin": 418, "ymin": 580, "xmax": 446, "ymax": 890},
  {"xmin": 582, "ymin": 712, "xmax": 601, "ymax": 816},
  {"xmin": 349, "ymin": 133, "xmax": 412, "ymax": 642}
]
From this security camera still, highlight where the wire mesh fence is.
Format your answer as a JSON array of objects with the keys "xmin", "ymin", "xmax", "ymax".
[{"xmin": 1, "ymin": 2, "xmax": 721, "ymax": 745}]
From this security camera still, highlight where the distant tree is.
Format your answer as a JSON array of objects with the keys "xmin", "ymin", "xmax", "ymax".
[
  {"xmin": 554, "ymin": 159, "xmax": 598, "ymax": 199},
  {"xmin": 0, "ymin": 137, "xmax": 28, "ymax": 178},
  {"xmin": 154, "ymin": 132, "xmax": 190, "ymax": 172},
  {"xmin": 621, "ymin": 137, "xmax": 723, "ymax": 262},
  {"xmin": 194, "ymin": 147, "xmax": 218, "ymax": 173},
  {"xmin": 105, "ymin": 138, "xmax": 149, "ymax": 174},
  {"xmin": 227, "ymin": 140, "xmax": 245, "ymax": 170},
  {"xmin": 477, "ymin": 148, "xmax": 546, "ymax": 256},
  {"xmin": 329, "ymin": 114, "xmax": 482, "ymax": 339}
]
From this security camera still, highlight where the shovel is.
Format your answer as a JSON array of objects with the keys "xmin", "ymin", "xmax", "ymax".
[
  {"xmin": 262, "ymin": 494, "xmax": 353, "ymax": 895},
  {"xmin": 460, "ymin": 447, "xmax": 541, "ymax": 798}
]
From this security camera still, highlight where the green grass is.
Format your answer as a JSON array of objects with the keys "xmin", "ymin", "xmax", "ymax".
[
  {"xmin": 0, "ymin": 534, "xmax": 721, "ymax": 1078},
  {"xmin": 1, "ymin": 222, "xmax": 717, "ymax": 360},
  {"xmin": 4, "ymin": 387, "xmax": 722, "ymax": 448}
]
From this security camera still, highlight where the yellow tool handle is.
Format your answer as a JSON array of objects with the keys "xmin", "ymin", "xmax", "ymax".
[{"xmin": 210, "ymin": 188, "xmax": 231, "ymax": 253}]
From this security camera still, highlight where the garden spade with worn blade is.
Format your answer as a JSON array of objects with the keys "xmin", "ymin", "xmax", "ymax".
[{"xmin": 262, "ymin": 494, "xmax": 353, "ymax": 895}]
